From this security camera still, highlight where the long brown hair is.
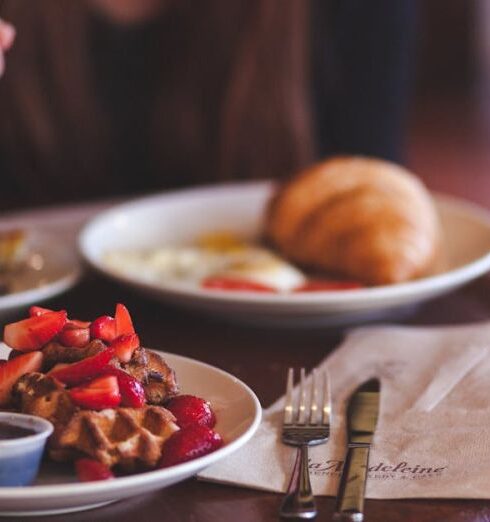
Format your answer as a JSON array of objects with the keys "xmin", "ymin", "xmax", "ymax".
[{"xmin": 0, "ymin": 0, "xmax": 314, "ymax": 208}]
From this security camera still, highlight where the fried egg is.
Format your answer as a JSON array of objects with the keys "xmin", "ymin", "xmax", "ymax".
[{"xmin": 104, "ymin": 235, "xmax": 306, "ymax": 292}]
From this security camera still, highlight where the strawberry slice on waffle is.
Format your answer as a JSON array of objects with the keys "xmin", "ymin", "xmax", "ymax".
[{"xmin": 0, "ymin": 351, "xmax": 43, "ymax": 405}]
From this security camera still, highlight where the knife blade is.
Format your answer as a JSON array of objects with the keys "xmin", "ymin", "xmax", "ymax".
[{"xmin": 333, "ymin": 378, "xmax": 381, "ymax": 522}]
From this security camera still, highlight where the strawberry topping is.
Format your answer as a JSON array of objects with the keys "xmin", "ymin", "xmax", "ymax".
[
  {"xmin": 4, "ymin": 310, "xmax": 67, "ymax": 351},
  {"xmin": 75, "ymin": 458, "xmax": 115, "ymax": 482},
  {"xmin": 58, "ymin": 323, "xmax": 90, "ymax": 348},
  {"xmin": 49, "ymin": 347, "xmax": 115, "ymax": 386},
  {"xmin": 165, "ymin": 395, "xmax": 216, "ymax": 429},
  {"xmin": 110, "ymin": 333, "xmax": 140, "ymax": 363},
  {"xmin": 101, "ymin": 368, "xmax": 146, "ymax": 408},
  {"xmin": 90, "ymin": 315, "xmax": 116, "ymax": 343},
  {"xmin": 201, "ymin": 276, "xmax": 276, "ymax": 293},
  {"xmin": 0, "ymin": 351, "xmax": 43, "ymax": 405},
  {"xmin": 114, "ymin": 303, "xmax": 135, "ymax": 336},
  {"xmin": 49, "ymin": 362, "xmax": 71, "ymax": 373},
  {"xmin": 28, "ymin": 305, "xmax": 54, "ymax": 317},
  {"xmin": 159, "ymin": 425, "xmax": 223, "ymax": 468},
  {"xmin": 1, "ymin": 302, "xmax": 224, "ymax": 473},
  {"xmin": 66, "ymin": 319, "xmax": 91, "ymax": 329},
  {"xmin": 69, "ymin": 375, "xmax": 121, "ymax": 410}
]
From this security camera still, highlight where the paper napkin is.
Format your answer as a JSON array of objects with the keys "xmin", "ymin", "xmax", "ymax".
[{"xmin": 199, "ymin": 321, "xmax": 490, "ymax": 499}]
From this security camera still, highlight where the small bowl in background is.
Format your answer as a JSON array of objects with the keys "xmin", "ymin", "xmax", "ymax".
[{"xmin": 0, "ymin": 412, "xmax": 53, "ymax": 487}]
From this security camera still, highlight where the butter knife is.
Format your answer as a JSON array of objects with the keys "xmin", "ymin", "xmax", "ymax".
[{"xmin": 333, "ymin": 378, "xmax": 381, "ymax": 522}]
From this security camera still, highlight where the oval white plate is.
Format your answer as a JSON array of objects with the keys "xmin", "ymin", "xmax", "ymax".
[
  {"xmin": 0, "ymin": 346, "xmax": 261, "ymax": 516},
  {"xmin": 79, "ymin": 181, "xmax": 490, "ymax": 326},
  {"xmin": 0, "ymin": 229, "xmax": 81, "ymax": 316}
]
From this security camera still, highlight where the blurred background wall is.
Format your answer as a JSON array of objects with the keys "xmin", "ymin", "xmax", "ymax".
[{"xmin": 409, "ymin": 0, "xmax": 490, "ymax": 205}]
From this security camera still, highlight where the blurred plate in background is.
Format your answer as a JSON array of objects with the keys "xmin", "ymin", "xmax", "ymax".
[
  {"xmin": 0, "ymin": 228, "xmax": 81, "ymax": 316},
  {"xmin": 79, "ymin": 181, "xmax": 490, "ymax": 327}
]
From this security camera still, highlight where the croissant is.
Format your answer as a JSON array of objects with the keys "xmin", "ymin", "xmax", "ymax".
[{"xmin": 265, "ymin": 156, "xmax": 440, "ymax": 285}]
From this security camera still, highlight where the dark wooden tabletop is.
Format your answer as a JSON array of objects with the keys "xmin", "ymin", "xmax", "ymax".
[{"xmin": 1, "ymin": 268, "xmax": 487, "ymax": 522}]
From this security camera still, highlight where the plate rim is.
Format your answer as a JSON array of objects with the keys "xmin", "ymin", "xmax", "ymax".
[
  {"xmin": 0, "ymin": 349, "xmax": 262, "ymax": 500},
  {"xmin": 78, "ymin": 181, "xmax": 490, "ymax": 307}
]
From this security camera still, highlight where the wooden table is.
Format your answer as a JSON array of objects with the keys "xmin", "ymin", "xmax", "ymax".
[{"xmin": 0, "ymin": 268, "xmax": 486, "ymax": 522}]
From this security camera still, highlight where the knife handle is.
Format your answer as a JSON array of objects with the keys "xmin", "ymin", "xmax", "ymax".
[{"xmin": 333, "ymin": 445, "xmax": 370, "ymax": 522}]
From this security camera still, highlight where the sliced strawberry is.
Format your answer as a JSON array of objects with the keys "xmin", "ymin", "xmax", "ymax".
[
  {"xmin": 67, "ymin": 319, "xmax": 91, "ymax": 329},
  {"xmin": 114, "ymin": 303, "xmax": 135, "ymax": 336},
  {"xmin": 75, "ymin": 458, "xmax": 114, "ymax": 482},
  {"xmin": 90, "ymin": 315, "xmax": 116, "ymax": 343},
  {"xmin": 30, "ymin": 306, "xmax": 91, "ymax": 327},
  {"xmin": 49, "ymin": 363, "xmax": 70, "ymax": 373},
  {"xmin": 0, "ymin": 351, "xmax": 43, "ymax": 405},
  {"xmin": 58, "ymin": 323, "xmax": 90, "ymax": 348},
  {"xmin": 4, "ymin": 310, "xmax": 67, "ymax": 351},
  {"xmin": 29, "ymin": 305, "xmax": 54, "ymax": 317},
  {"xmin": 110, "ymin": 333, "xmax": 139, "ymax": 363},
  {"xmin": 159, "ymin": 425, "xmax": 223, "ymax": 468},
  {"xmin": 69, "ymin": 375, "xmax": 121, "ymax": 410},
  {"xmin": 49, "ymin": 347, "xmax": 115, "ymax": 386},
  {"xmin": 165, "ymin": 395, "xmax": 216, "ymax": 429},
  {"xmin": 201, "ymin": 276, "xmax": 276, "ymax": 293},
  {"xmin": 101, "ymin": 368, "xmax": 145, "ymax": 408}
]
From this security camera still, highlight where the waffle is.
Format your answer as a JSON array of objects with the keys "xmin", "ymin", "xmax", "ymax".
[
  {"xmin": 51, "ymin": 406, "xmax": 179, "ymax": 470},
  {"xmin": 12, "ymin": 373, "xmax": 77, "ymax": 433},
  {"xmin": 13, "ymin": 373, "xmax": 179, "ymax": 471},
  {"xmin": 124, "ymin": 348, "xmax": 179, "ymax": 405}
]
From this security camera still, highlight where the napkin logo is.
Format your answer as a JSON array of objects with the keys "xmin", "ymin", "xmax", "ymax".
[
  {"xmin": 309, "ymin": 460, "xmax": 447, "ymax": 481},
  {"xmin": 367, "ymin": 461, "xmax": 447, "ymax": 481}
]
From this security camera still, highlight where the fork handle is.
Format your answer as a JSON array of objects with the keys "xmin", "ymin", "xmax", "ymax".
[
  {"xmin": 333, "ymin": 445, "xmax": 370, "ymax": 522},
  {"xmin": 280, "ymin": 445, "xmax": 317, "ymax": 519}
]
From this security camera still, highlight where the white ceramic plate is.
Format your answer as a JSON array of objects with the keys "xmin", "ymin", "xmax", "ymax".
[
  {"xmin": 79, "ymin": 181, "xmax": 490, "ymax": 326},
  {"xmin": 0, "ymin": 345, "xmax": 261, "ymax": 516},
  {"xmin": 0, "ymin": 228, "xmax": 81, "ymax": 316}
]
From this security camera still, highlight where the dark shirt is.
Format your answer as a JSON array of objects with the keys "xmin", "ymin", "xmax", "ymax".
[
  {"xmin": 90, "ymin": 12, "xmax": 165, "ymax": 195},
  {"xmin": 90, "ymin": 0, "xmax": 416, "ymax": 187},
  {"xmin": 312, "ymin": 0, "xmax": 416, "ymax": 162},
  {"xmin": 0, "ymin": 0, "xmax": 416, "ymax": 210}
]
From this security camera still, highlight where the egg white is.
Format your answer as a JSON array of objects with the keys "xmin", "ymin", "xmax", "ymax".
[
  {"xmin": 104, "ymin": 244, "xmax": 306, "ymax": 292},
  {"xmin": 210, "ymin": 247, "xmax": 306, "ymax": 292}
]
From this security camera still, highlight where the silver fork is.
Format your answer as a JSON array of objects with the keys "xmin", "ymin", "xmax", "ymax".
[{"xmin": 280, "ymin": 367, "xmax": 331, "ymax": 519}]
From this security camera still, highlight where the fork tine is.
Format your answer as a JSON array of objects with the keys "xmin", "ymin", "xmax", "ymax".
[
  {"xmin": 322, "ymin": 370, "xmax": 331, "ymax": 425},
  {"xmin": 309, "ymin": 368, "xmax": 319, "ymax": 424},
  {"xmin": 297, "ymin": 368, "xmax": 307, "ymax": 424},
  {"xmin": 283, "ymin": 367, "xmax": 294, "ymax": 424}
]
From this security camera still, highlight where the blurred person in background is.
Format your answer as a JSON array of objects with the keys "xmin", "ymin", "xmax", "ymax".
[{"xmin": 0, "ymin": 0, "xmax": 416, "ymax": 210}]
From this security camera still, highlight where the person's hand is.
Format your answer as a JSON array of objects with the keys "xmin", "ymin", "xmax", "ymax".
[{"xmin": 0, "ymin": 19, "xmax": 16, "ymax": 77}]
